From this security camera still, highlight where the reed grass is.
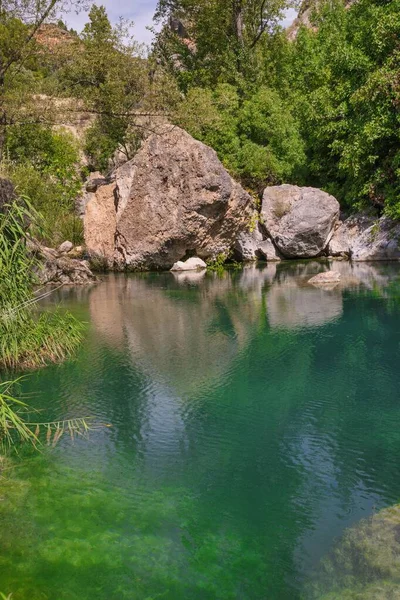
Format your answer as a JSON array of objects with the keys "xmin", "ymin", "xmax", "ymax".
[
  {"xmin": 0, "ymin": 199, "xmax": 84, "ymax": 369},
  {"xmin": 0, "ymin": 379, "xmax": 99, "ymax": 452}
]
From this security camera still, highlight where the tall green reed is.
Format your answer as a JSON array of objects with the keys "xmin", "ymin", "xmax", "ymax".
[{"xmin": 0, "ymin": 199, "xmax": 84, "ymax": 369}]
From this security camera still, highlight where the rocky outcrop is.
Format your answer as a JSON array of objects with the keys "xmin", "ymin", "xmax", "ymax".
[
  {"xmin": 234, "ymin": 221, "xmax": 281, "ymax": 262},
  {"xmin": 327, "ymin": 222, "xmax": 351, "ymax": 257},
  {"xmin": 29, "ymin": 240, "xmax": 97, "ymax": 285},
  {"xmin": 170, "ymin": 257, "xmax": 207, "ymax": 271},
  {"xmin": 84, "ymin": 180, "xmax": 117, "ymax": 267},
  {"xmin": 84, "ymin": 126, "xmax": 252, "ymax": 270},
  {"xmin": 332, "ymin": 215, "xmax": 400, "ymax": 261},
  {"xmin": 261, "ymin": 185, "xmax": 340, "ymax": 258}
]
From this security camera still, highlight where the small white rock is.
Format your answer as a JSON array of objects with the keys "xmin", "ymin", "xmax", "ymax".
[
  {"xmin": 58, "ymin": 240, "xmax": 73, "ymax": 254},
  {"xmin": 170, "ymin": 257, "xmax": 207, "ymax": 271}
]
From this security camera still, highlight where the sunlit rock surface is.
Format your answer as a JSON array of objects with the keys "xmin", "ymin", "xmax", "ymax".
[
  {"xmin": 262, "ymin": 185, "xmax": 340, "ymax": 258},
  {"xmin": 84, "ymin": 126, "xmax": 252, "ymax": 270}
]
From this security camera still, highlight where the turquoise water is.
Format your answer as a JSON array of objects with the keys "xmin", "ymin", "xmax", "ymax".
[{"xmin": 2, "ymin": 261, "xmax": 400, "ymax": 599}]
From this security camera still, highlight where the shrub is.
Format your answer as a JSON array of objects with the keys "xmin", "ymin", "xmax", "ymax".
[
  {"xmin": 176, "ymin": 84, "xmax": 305, "ymax": 190},
  {"xmin": 2, "ymin": 126, "xmax": 82, "ymax": 245}
]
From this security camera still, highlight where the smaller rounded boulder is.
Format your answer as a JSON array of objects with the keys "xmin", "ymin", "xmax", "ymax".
[{"xmin": 262, "ymin": 185, "xmax": 340, "ymax": 258}]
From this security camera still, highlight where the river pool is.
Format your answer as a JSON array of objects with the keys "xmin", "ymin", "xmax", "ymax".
[{"xmin": 1, "ymin": 261, "xmax": 400, "ymax": 599}]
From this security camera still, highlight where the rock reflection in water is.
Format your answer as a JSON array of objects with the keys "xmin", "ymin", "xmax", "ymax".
[
  {"xmin": 88, "ymin": 271, "xmax": 266, "ymax": 395},
  {"xmin": 266, "ymin": 279, "xmax": 343, "ymax": 329},
  {"xmin": 84, "ymin": 261, "xmax": 400, "ymax": 388}
]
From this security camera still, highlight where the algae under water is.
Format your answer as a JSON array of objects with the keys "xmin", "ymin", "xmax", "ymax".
[{"xmin": 1, "ymin": 261, "xmax": 400, "ymax": 599}]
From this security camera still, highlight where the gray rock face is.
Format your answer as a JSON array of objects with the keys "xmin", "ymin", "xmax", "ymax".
[
  {"xmin": 170, "ymin": 257, "xmax": 207, "ymax": 271},
  {"xmin": 84, "ymin": 126, "xmax": 252, "ymax": 270},
  {"xmin": 258, "ymin": 238, "xmax": 281, "ymax": 261},
  {"xmin": 327, "ymin": 223, "xmax": 351, "ymax": 257},
  {"xmin": 234, "ymin": 225, "xmax": 264, "ymax": 262},
  {"xmin": 261, "ymin": 185, "xmax": 340, "ymax": 258},
  {"xmin": 0, "ymin": 178, "xmax": 16, "ymax": 214},
  {"xmin": 339, "ymin": 215, "xmax": 400, "ymax": 261},
  {"xmin": 234, "ymin": 218, "xmax": 281, "ymax": 262}
]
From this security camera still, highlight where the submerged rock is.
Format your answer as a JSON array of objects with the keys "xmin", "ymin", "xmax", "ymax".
[
  {"xmin": 261, "ymin": 185, "xmax": 340, "ymax": 258},
  {"xmin": 308, "ymin": 271, "xmax": 341, "ymax": 286},
  {"xmin": 170, "ymin": 257, "xmax": 207, "ymax": 271},
  {"xmin": 305, "ymin": 504, "xmax": 400, "ymax": 599},
  {"xmin": 84, "ymin": 126, "xmax": 252, "ymax": 270}
]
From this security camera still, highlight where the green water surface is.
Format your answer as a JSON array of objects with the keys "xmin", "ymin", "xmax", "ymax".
[{"xmin": 2, "ymin": 261, "xmax": 400, "ymax": 599}]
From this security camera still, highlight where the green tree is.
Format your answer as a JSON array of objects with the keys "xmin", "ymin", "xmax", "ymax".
[
  {"xmin": 153, "ymin": 0, "xmax": 295, "ymax": 90},
  {"xmin": 0, "ymin": 0, "xmax": 86, "ymax": 157},
  {"xmin": 60, "ymin": 4, "xmax": 178, "ymax": 172},
  {"xmin": 285, "ymin": 0, "xmax": 400, "ymax": 215},
  {"xmin": 176, "ymin": 83, "xmax": 305, "ymax": 189}
]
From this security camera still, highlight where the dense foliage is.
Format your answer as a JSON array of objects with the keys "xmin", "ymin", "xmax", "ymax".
[
  {"xmin": 155, "ymin": 0, "xmax": 400, "ymax": 215},
  {"xmin": 2, "ymin": 125, "xmax": 82, "ymax": 244},
  {"xmin": 286, "ymin": 0, "xmax": 400, "ymax": 217}
]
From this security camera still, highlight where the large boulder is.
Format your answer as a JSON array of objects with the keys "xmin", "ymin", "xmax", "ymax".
[
  {"xmin": 258, "ymin": 238, "xmax": 281, "ymax": 261},
  {"xmin": 84, "ymin": 126, "xmax": 252, "ymax": 270},
  {"xmin": 336, "ymin": 214, "xmax": 400, "ymax": 261},
  {"xmin": 84, "ymin": 181, "xmax": 117, "ymax": 268},
  {"xmin": 327, "ymin": 222, "xmax": 351, "ymax": 257},
  {"xmin": 234, "ymin": 225, "xmax": 264, "ymax": 262},
  {"xmin": 261, "ymin": 185, "xmax": 340, "ymax": 258}
]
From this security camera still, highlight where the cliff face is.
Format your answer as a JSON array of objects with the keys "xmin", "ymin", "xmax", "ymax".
[
  {"xmin": 34, "ymin": 23, "xmax": 78, "ymax": 52},
  {"xmin": 286, "ymin": 0, "xmax": 355, "ymax": 40}
]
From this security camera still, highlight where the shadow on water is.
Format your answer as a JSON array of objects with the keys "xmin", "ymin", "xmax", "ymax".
[{"xmin": 2, "ymin": 260, "xmax": 400, "ymax": 599}]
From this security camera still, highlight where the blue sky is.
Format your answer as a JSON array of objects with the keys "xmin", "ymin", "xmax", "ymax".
[
  {"xmin": 65, "ymin": 0, "xmax": 159, "ymax": 46},
  {"xmin": 65, "ymin": 2, "xmax": 297, "ymax": 47}
]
